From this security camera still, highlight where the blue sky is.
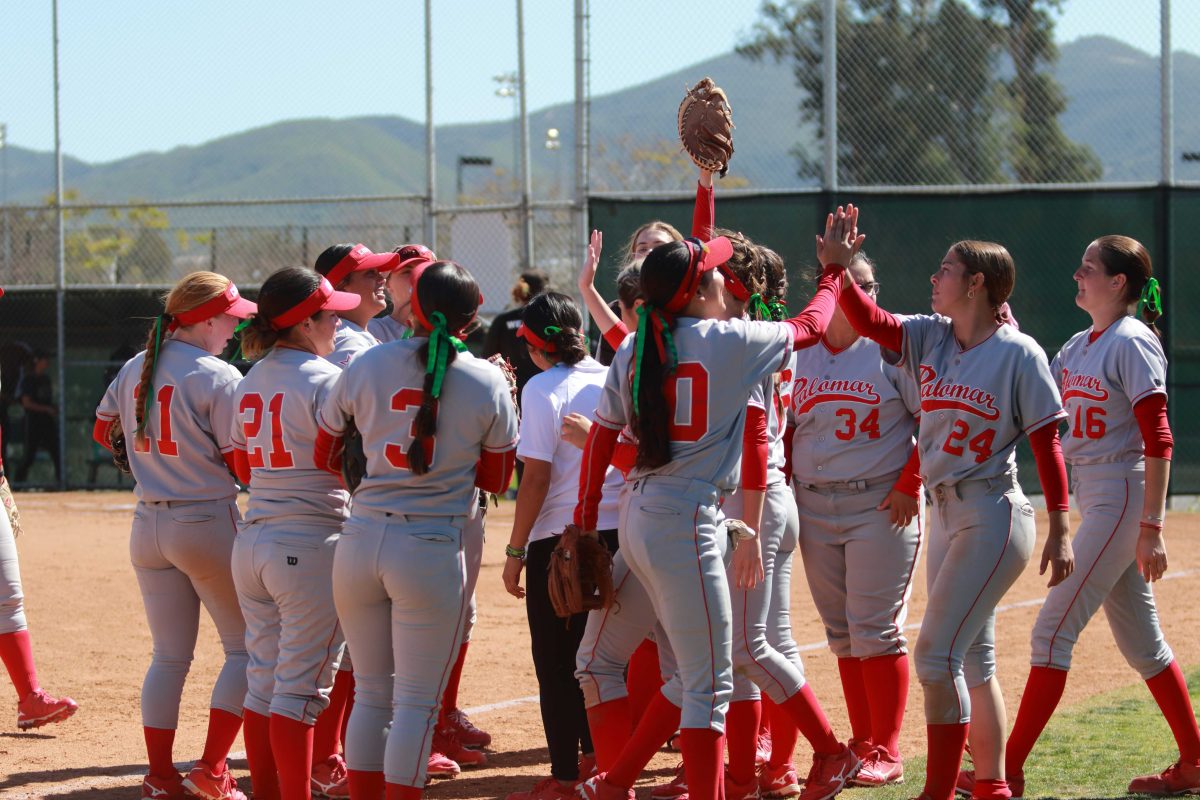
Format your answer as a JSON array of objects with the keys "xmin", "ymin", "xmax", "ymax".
[{"xmin": 0, "ymin": 0, "xmax": 1195, "ymax": 163}]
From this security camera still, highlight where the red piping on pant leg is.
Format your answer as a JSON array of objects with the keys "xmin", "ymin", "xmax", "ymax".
[{"xmin": 690, "ymin": 504, "xmax": 719, "ymax": 728}]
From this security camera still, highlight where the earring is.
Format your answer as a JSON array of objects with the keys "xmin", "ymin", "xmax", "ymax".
[{"xmin": 967, "ymin": 289, "xmax": 975, "ymax": 300}]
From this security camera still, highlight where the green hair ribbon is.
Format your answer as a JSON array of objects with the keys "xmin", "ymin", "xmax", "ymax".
[
  {"xmin": 227, "ymin": 317, "xmax": 253, "ymax": 363},
  {"xmin": 768, "ymin": 299, "xmax": 789, "ymax": 322},
  {"xmin": 1139, "ymin": 277, "xmax": 1163, "ymax": 318},
  {"xmin": 631, "ymin": 304, "xmax": 677, "ymax": 417},
  {"xmin": 748, "ymin": 293, "xmax": 774, "ymax": 321},
  {"xmin": 544, "ymin": 325, "xmax": 562, "ymax": 337},
  {"xmin": 426, "ymin": 311, "xmax": 468, "ymax": 399},
  {"xmin": 137, "ymin": 314, "xmax": 167, "ymax": 438}
]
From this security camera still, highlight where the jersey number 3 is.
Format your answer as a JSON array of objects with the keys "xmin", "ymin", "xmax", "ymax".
[
  {"xmin": 385, "ymin": 388, "xmax": 436, "ymax": 470},
  {"xmin": 240, "ymin": 393, "xmax": 296, "ymax": 468}
]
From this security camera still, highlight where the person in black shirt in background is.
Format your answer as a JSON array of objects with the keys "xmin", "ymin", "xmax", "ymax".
[{"xmin": 15, "ymin": 350, "xmax": 60, "ymax": 485}]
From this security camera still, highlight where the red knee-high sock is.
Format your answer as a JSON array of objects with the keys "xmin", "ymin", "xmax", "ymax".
[
  {"xmin": 439, "ymin": 641, "xmax": 469, "ymax": 725},
  {"xmin": 923, "ymin": 722, "xmax": 969, "ymax": 800},
  {"xmin": 270, "ymin": 714, "xmax": 315, "ymax": 800},
  {"xmin": 0, "ymin": 630, "xmax": 38, "ymax": 699},
  {"xmin": 765, "ymin": 696, "xmax": 800, "ymax": 769},
  {"xmin": 1004, "ymin": 665, "xmax": 1067, "ymax": 777},
  {"xmin": 243, "ymin": 710, "xmax": 280, "ymax": 800},
  {"xmin": 725, "ymin": 700, "xmax": 762, "ymax": 786},
  {"xmin": 759, "ymin": 697, "xmax": 772, "ymax": 737},
  {"xmin": 314, "ymin": 669, "xmax": 354, "ymax": 762},
  {"xmin": 386, "ymin": 782, "xmax": 423, "ymax": 800},
  {"xmin": 587, "ymin": 697, "xmax": 633, "ymax": 772},
  {"xmin": 1146, "ymin": 660, "xmax": 1200, "ymax": 762},
  {"xmin": 200, "ymin": 708, "xmax": 244, "ymax": 773},
  {"xmin": 341, "ymin": 670, "xmax": 355, "ymax": 754},
  {"xmin": 861, "ymin": 653, "xmax": 909, "ymax": 757},
  {"xmin": 973, "ymin": 778, "xmax": 1013, "ymax": 800},
  {"xmin": 779, "ymin": 684, "xmax": 839, "ymax": 756},
  {"xmin": 680, "ymin": 728, "xmax": 725, "ymax": 800},
  {"xmin": 348, "ymin": 770, "xmax": 385, "ymax": 800},
  {"xmin": 144, "ymin": 726, "xmax": 177, "ymax": 780},
  {"xmin": 836, "ymin": 657, "xmax": 872, "ymax": 744},
  {"xmin": 627, "ymin": 639, "xmax": 664, "ymax": 729},
  {"xmin": 606, "ymin": 692, "xmax": 682, "ymax": 789}
]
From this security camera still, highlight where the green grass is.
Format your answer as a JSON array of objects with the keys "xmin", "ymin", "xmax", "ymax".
[{"xmin": 846, "ymin": 667, "xmax": 1200, "ymax": 800}]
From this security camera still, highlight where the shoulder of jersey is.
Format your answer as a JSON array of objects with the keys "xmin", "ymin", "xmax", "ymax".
[
  {"xmin": 1114, "ymin": 314, "xmax": 1163, "ymax": 347},
  {"xmin": 195, "ymin": 350, "xmax": 243, "ymax": 381}
]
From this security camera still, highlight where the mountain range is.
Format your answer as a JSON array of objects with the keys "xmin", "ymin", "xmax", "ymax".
[{"xmin": 2, "ymin": 35, "xmax": 1196, "ymax": 205}]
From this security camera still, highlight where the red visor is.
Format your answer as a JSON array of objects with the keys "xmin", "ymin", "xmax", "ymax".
[
  {"xmin": 324, "ymin": 244, "xmax": 402, "ymax": 286},
  {"xmin": 169, "ymin": 281, "xmax": 257, "ymax": 331},
  {"xmin": 394, "ymin": 244, "xmax": 437, "ymax": 273},
  {"xmin": 517, "ymin": 323, "xmax": 556, "ymax": 352},
  {"xmin": 269, "ymin": 276, "xmax": 361, "ymax": 330},
  {"xmin": 663, "ymin": 237, "xmax": 734, "ymax": 314},
  {"xmin": 409, "ymin": 261, "xmax": 483, "ymax": 334}
]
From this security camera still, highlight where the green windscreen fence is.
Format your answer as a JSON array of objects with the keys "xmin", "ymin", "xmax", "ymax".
[{"xmin": 589, "ymin": 187, "xmax": 1198, "ymax": 495}]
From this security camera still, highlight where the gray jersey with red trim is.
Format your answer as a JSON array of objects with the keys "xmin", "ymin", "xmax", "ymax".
[
  {"xmin": 765, "ymin": 353, "xmax": 795, "ymax": 481},
  {"xmin": 232, "ymin": 348, "xmax": 349, "ymax": 525},
  {"xmin": 318, "ymin": 339, "xmax": 519, "ymax": 516},
  {"xmin": 1051, "ymin": 315, "xmax": 1167, "ymax": 466},
  {"xmin": 900, "ymin": 315, "xmax": 1065, "ymax": 487},
  {"xmin": 96, "ymin": 339, "xmax": 242, "ymax": 503},
  {"xmin": 788, "ymin": 337, "xmax": 919, "ymax": 485},
  {"xmin": 367, "ymin": 315, "xmax": 411, "ymax": 344},
  {"xmin": 325, "ymin": 319, "xmax": 378, "ymax": 369},
  {"xmin": 596, "ymin": 317, "xmax": 792, "ymax": 491}
]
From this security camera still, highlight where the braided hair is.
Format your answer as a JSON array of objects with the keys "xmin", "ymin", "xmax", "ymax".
[
  {"xmin": 757, "ymin": 246, "xmax": 790, "ymax": 320},
  {"xmin": 712, "ymin": 227, "xmax": 769, "ymax": 320}
]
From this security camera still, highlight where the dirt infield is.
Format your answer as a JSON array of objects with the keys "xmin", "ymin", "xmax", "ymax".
[{"xmin": 3, "ymin": 492, "xmax": 1199, "ymax": 799}]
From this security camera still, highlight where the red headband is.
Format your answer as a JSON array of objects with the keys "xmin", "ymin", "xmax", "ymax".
[
  {"xmin": 409, "ymin": 261, "xmax": 484, "ymax": 334},
  {"xmin": 168, "ymin": 281, "xmax": 256, "ymax": 332},
  {"xmin": 718, "ymin": 263, "xmax": 751, "ymax": 302},
  {"xmin": 517, "ymin": 323, "xmax": 557, "ymax": 352},
  {"xmin": 269, "ymin": 276, "xmax": 360, "ymax": 330},
  {"xmin": 662, "ymin": 237, "xmax": 734, "ymax": 314}
]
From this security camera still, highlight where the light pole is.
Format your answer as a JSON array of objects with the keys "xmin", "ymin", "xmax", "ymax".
[
  {"xmin": 456, "ymin": 155, "xmax": 494, "ymax": 202},
  {"xmin": 494, "ymin": 72, "xmax": 519, "ymax": 193},
  {"xmin": 545, "ymin": 127, "xmax": 561, "ymax": 197}
]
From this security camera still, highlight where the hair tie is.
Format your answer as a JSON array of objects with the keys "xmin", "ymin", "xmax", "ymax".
[
  {"xmin": 1139, "ymin": 277, "xmax": 1163, "ymax": 317},
  {"xmin": 543, "ymin": 325, "xmax": 562, "ymax": 337},
  {"xmin": 748, "ymin": 293, "xmax": 773, "ymax": 321},
  {"xmin": 425, "ymin": 311, "xmax": 468, "ymax": 399},
  {"xmin": 228, "ymin": 318, "xmax": 253, "ymax": 362},
  {"xmin": 631, "ymin": 304, "xmax": 677, "ymax": 416},
  {"xmin": 767, "ymin": 298, "xmax": 789, "ymax": 321}
]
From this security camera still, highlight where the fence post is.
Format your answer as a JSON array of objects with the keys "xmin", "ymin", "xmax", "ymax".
[
  {"xmin": 822, "ymin": 0, "xmax": 838, "ymax": 194},
  {"xmin": 210, "ymin": 228, "xmax": 218, "ymax": 271},
  {"xmin": 574, "ymin": 0, "xmax": 590, "ymax": 299},
  {"xmin": 425, "ymin": 0, "xmax": 437, "ymax": 249},
  {"xmin": 53, "ymin": 0, "xmax": 68, "ymax": 490}
]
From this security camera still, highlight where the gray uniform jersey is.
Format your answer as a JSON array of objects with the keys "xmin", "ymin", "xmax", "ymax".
[
  {"xmin": 325, "ymin": 319, "xmax": 378, "ymax": 369},
  {"xmin": 232, "ymin": 348, "xmax": 350, "ymax": 525},
  {"xmin": 899, "ymin": 316, "xmax": 1065, "ymax": 487},
  {"xmin": 595, "ymin": 317, "xmax": 792, "ymax": 491},
  {"xmin": 368, "ymin": 315, "xmax": 411, "ymax": 345},
  {"xmin": 765, "ymin": 353, "xmax": 795, "ymax": 482},
  {"xmin": 96, "ymin": 339, "xmax": 242, "ymax": 502},
  {"xmin": 789, "ymin": 337, "xmax": 920, "ymax": 484},
  {"xmin": 1051, "ymin": 316, "xmax": 1167, "ymax": 466},
  {"xmin": 318, "ymin": 339, "xmax": 519, "ymax": 516}
]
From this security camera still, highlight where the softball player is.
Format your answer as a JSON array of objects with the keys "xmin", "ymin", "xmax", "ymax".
[
  {"xmin": 788, "ymin": 253, "xmax": 922, "ymax": 788},
  {"xmin": 94, "ymin": 271, "xmax": 257, "ymax": 800},
  {"xmin": 368, "ymin": 245, "xmax": 436, "ymax": 344},
  {"xmin": 575, "ymin": 228, "xmax": 852, "ymax": 800},
  {"xmin": 984, "ymin": 236, "xmax": 1199, "ymax": 797},
  {"xmin": 229, "ymin": 266, "xmax": 363, "ymax": 800},
  {"xmin": 834, "ymin": 206, "xmax": 1071, "ymax": 800},
  {"xmin": 313, "ymin": 244, "xmax": 397, "ymax": 368},
  {"xmin": 315, "ymin": 260, "xmax": 518, "ymax": 800},
  {"xmin": 501, "ymin": 291, "xmax": 623, "ymax": 800}
]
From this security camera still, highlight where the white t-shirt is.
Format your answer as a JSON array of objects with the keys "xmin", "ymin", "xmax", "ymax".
[{"xmin": 517, "ymin": 357, "xmax": 621, "ymax": 541}]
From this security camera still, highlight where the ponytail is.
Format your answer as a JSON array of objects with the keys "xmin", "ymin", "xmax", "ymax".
[
  {"xmin": 1139, "ymin": 277, "xmax": 1163, "ymax": 338},
  {"xmin": 631, "ymin": 304, "xmax": 678, "ymax": 469},
  {"xmin": 133, "ymin": 314, "xmax": 169, "ymax": 445},
  {"xmin": 408, "ymin": 310, "xmax": 467, "ymax": 474},
  {"xmin": 239, "ymin": 313, "xmax": 282, "ymax": 361}
]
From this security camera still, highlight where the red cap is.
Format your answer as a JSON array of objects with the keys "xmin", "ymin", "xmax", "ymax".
[
  {"xmin": 269, "ymin": 276, "xmax": 361, "ymax": 330},
  {"xmin": 323, "ymin": 244, "xmax": 402, "ymax": 286},
  {"xmin": 663, "ymin": 236, "xmax": 734, "ymax": 314},
  {"xmin": 169, "ymin": 281, "xmax": 257, "ymax": 331},
  {"xmin": 393, "ymin": 244, "xmax": 437, "ymax": 273}
]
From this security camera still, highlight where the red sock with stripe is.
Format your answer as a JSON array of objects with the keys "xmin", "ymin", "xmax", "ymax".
[
  {"xmin": 606, "ymin": 692, "xmax": 681, "ymax": 789},
  {"xmin": 765, "ymin": 695, "xmax": 800, "ymax": 769},
  {"xmin": 439, "ymin": 641, "xmax": 469, "ymax": 725},
  {"xmin": 923, "ymin": 722, "xmax": 969, "ymax": 800},
  {"xmin": 349, "ymin": 770, "xmax": 385, "ymax": 800},
  {"xmin": 679, "ymin": 728, "xmax": 725, "ymax": 800},
  {"xmin": 587, "ymin": 697, "xmax": 633, "ymax": 772},
  {"xmin": 626, "ymin": 639, "xmax": 664, "ymax": 729},
  {"xmin": 0, "ymin": 630, "xmax": 38, "ymax": 699},
  {"xmin": 386, "ymin": 783, "xmax": 423, "ymax": 800},
  {"xmin": 314, "ymin": 668, "xmax": 354, "ymax": 762},
  {"xmin": 861, "ymin": 653, "xmax": 909, "ymax": 757},
  {"xmin": 1146, "ymin": 660, "xmax": 1200, "ymax": 761},
  {"xmin": 779, "ymin": 684, "xmax": 839, "ymax": 756},
  {"xmin": 725, "ymin": 700, "xmax": 761, "ymax": 786},
  {"xmin": 270, "ymin": 713, "xmax": 314, "ymax": 800},
  {"xmin": 1005, "ymin": 665, "xmax": 1067, "ymax": 777},
  {"xmin": 200, "ymin": 708, "xmax": 243, "ymax": 773},
  {"xmin": 836, "ymin": 657, "xmax": 872, "ymax": 743},
  {"xmin": 242, "ymin": 710, "xmax": 280, "ymax": 800},
  {"xmin": 143, "ymin": 726, "xmax": 177, "ymax": 780}
]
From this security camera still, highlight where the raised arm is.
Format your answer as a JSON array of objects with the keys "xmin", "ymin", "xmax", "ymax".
[
  {"xmin": 577, "ymin": 230, "xmax": 627, "ymax": 349},
  {"xmin": 692, "ymin": 169, "xmax": 714, "ymax": 239}
]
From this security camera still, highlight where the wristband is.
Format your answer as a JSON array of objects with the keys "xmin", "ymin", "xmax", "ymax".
[
  {"xmin": 504, "ymin": 544, "xmax": 527, "ymax": 559},
  {"xmin": 1139, "ymin": 521, "xmax": 1164, "ymax": 531}
]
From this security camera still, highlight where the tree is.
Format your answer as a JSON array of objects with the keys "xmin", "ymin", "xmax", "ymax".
[{"xmin": 739, "ymin": 0, "xmax": 1099, "ymax": 185}]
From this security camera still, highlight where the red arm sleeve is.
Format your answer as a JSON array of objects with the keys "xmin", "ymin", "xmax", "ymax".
[
  {"xmin": 575, "ymin": 423, "xmax": 620, "ymax": 530},
  {"xmin": 611, "ymin": 439, "xmax": 637, "ymax": 478},
  {"xmin": 782, "ymin": 422, "xmax": 795, "ymax": 484},
  {"xmin": 224, "ymin": 448, "xmax": 251, "ymax": 485},
  {"xmin": 741, "ymin": 406, "xmax": 769, "ymax": 492},
  {"xmin": 838, "ymin": 278, "xmax": 904, "ymax": 352},
  {"xmin": 692, "ymin": 181, "xmax": 715, "ymax": 239},
  {"xmin": 603, "ymin": 321, "xmax": 630, "ymax": 351},
  {"xmin": 782, "ymin": 265, "xmax": 845, "ymax": 348},
  {"xmin": 1028, "ymin": 422, "xmax": 1070, "ymax": 512},
  {"xmin": 1134, "ymin": 393, "xmax": 1173, "ymax": 460},
  {"xmin": 891, "ymin": 443, "xmax": 923, "ymax": 498},
  {"xmin": 313, "ymin": 427, "xmax": 345, "ymax": 477},
  {"xmin": 93, "ymin": 417, "xmax": 115, "ymax": 451},
  {"xmin": 475, "ymin": 449, "xmax": 516, "ymax": 494}
]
